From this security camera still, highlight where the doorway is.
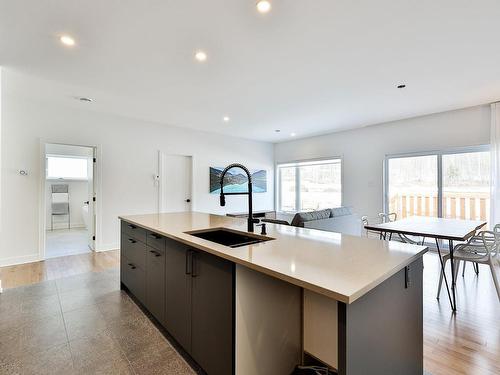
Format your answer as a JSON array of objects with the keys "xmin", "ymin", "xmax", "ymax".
[
  {"xmin": 158, "ymin": 152, "xmax": 193, "ymax": 213},
  {"xmin": 43, "ymin": 143, "xmax": 96, "ymax": 258}
]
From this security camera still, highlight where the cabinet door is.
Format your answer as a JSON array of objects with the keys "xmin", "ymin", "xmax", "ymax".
[
  {"xmin": 121, "ymin": 235, "xmax": 147, "ymax": 270},
  {"xmin": 191, "ymin": 251, "xmax": 234, "ymax": 375},
  {"xmin": 124, "ymin": 260, "xmax": 146, "ymax": 305},
  {"xmin": 146, "ymin": 246, "xmax": 166, "ymax": 324},
  {"xmin": 165, "ymin": 240, "xmax": 192, "ymax": 352}
]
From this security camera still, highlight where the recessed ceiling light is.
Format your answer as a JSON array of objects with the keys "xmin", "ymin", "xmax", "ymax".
[
  {"xmin": 290, "ymin": 132, "xmax": 296, "ymax": 137},
  {"xmin": 275, "ymin": 129, "xmax": 281, "ymax": 133},
  {"xmin": 60, "ymin": 35, "xmax": 76, "ymax": 47},
  {"xmin": 195, "ymin": 50, "xmax": 207, "ymax": 62},
  {"xmin": 397, "ymin": 84, "xmax": 406, "ymax": 89},
  {"xmin": 223, "ymin": 116, "xmax": 230, "ymax": 123},
  {"xmin": 78, "ymin": 97, "xmax": 93, "ymax": 102},
  {"xmin": 256, "ymin": 0, "xmax": 272, "ymax": 13}
]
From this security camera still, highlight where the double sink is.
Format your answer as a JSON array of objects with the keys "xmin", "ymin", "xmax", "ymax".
[{"xmin": 185, "ymin": 228, "xmax": 274, "ymax": 248}]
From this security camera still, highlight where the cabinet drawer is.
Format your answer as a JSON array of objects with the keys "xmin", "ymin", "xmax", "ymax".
[
  {"xmin": 146, "ymin": 247, "xmax": 166, "ymax": 324},
  {"xmin": 146, "ymin": 231, "xmax": 166, "ymax": 252},
  {"xmin": 121, "ymin": 235, "xmax": 147, "ymax": 270},
  {"xmin": 122, "ymin": 257, "xmax": 146, "ymax": 305},
  {"xmin": 121, "ymin": 221, "xmax": 147, "ymax": 243}
]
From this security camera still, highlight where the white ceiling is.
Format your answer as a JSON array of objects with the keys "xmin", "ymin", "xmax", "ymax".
[{"xmin": 1, "ymin": 0, "xmax": 500, "ymax": 142}]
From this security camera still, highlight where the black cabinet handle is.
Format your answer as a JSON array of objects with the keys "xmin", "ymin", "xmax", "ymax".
[
  {"xmin": 127, "ymin": 263, "xmax": 136, "ymax": 270},
  {"xmin": 127, "ymin": 238, "xmax": 136, "ymax": 244},
  {"xmin": 185, "ymin": 199, "xmax": 191, "ymax": 203},
  {"xmin": 149, "ymin": 250, "xmax": 161, "ymax": 257},
  {"xmin": 149, "ymin": 233, "xmax": 161, "ymax": 240},
  {"xmin": 185, "ymin": 250, "xmax": 192, "ymax": 275},
  {"xmin": 127, "ymin": 224, "xmax": 137, "ymax": 229},
  {"xmin": 191, "ymin": 252, "xmax": 198, "ymax": 278}
]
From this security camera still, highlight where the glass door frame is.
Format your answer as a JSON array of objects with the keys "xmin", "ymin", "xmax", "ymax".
[{"xmin": 383, "ymin": 145, "xmax": 490, "ymax": 219}]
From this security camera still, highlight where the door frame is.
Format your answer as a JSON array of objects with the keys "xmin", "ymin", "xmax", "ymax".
[
  {"xmin": 157, "ymin": 151, "xmax": 195, "ymax": 213},
  {"xmin": 38, "ymin": 140, "xmax": 102, "ymax": 260}
]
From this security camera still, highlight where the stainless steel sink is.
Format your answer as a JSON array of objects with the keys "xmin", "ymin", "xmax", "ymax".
[{"xmin": 185, "ymin": 228, "xmax": 274, "ymax": 248}]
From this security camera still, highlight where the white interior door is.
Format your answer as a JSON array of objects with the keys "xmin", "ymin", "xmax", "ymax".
[
  {"xmin": 159, "ymin": 153, "xmax": 193, "ymax": 213},
  {"xmin": 87, "ymin": 150, "xmax": 96, "ymax": 250}
]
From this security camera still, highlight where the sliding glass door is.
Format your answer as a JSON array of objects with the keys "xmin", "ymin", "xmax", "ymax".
[
  {"xmin": 442, "ymin": 151, "xmax": 490, "ymax": 221},
  {"xmin": 385, "ymin": 147, "xmax": 490, "ymax": 223},
  {"xmin": 387, "ymin": 155, "xmax": 438, "ymax": 219}
]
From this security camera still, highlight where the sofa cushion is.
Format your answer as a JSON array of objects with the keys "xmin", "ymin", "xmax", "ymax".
[
  {"xmin": 290, "ymin": 209, "xmax": 332, "ymax": 227},
  {"xmin": 331, "ymin": 207, "xmax": 352, "ymax": 217}
]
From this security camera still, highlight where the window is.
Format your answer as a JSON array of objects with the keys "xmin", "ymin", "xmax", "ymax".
[
  {"xmin": 46, "ymin": 155, "xmax": 89, "ymax": 180},
  {"xmin": 277, "ymin": 159, "xmax": 342, "ymax": 212},
  {"xmin": 385, "ymin": 147, "xmax": 490, "ymax": 223}
]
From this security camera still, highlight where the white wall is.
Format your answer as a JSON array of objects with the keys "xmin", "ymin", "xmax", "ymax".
[
  {"xmin": 1, "ymin": 75, "xmax": 274, "ymax": 266},
  {"xmin": 275, "ymin": 105, "xmax": 491, "ymax": 218}
]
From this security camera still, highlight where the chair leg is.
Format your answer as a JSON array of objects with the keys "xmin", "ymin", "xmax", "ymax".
[
  {"xmin": 474, "ymin": 262, "xmax": 479, "ymax": 275},
  {"xmin": 462, "ymin": 261, "xmax": 466, "ymax": 277},
  {"xmin": 488, "ymin": 259, "xmax": 500, "ymax": 302},
  {"xmin": 453, "ymin": 260, "xmax": 461, "ymax": 284},
  {"xmin": 437, "ymin": 258, "xmax": 448, "ymax": 299}
]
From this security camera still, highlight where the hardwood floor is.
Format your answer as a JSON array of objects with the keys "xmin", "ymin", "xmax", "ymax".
[
  {"xmin": 422, "ymin": 252, "xmax": 500, "ymax": 375},
  {"xmin": 0, "ymin": 250, "xmax": 498, "ymax": 374},
  {"xmin": 0, "ymin": 250, "xmax": 119, "ymax": 289}
]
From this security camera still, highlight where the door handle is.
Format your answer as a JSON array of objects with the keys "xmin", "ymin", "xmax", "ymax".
[
  {"xmin": 127, "ymin": 263, "xmax": 136, "ymax": 270},
  {"xmin": 149, "ymin": 250, "xmax": 161, "ymax": 257},
  {"xmin": 127, "ymin": 238, "xmax": 136, "ymax": 244}
]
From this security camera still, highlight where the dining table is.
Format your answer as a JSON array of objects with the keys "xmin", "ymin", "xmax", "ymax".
[{"xmin": 364, "ymin": 216, "xmax": 487, "ymax": 311}]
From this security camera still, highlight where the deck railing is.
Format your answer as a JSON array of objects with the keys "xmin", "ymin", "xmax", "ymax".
[{"xmin": 389, "ymin": 192, "xmax": 490, "ymax": 221}]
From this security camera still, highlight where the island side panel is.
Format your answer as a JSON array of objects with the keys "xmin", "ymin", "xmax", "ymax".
[
  {"xmin": 339, "ymin": 257, "xmax": 424, "ymax": 375},
  {"xmin": 235, "ymin": 265, "xmax": 302, "ymax": 375},
  {"xmin": 303, "ymin": 290, "xmax": 339, "ymax": 369}
]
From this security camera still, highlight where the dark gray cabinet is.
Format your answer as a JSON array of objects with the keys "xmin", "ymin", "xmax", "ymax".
[
  {"xmin": 146, "ymin": 244, "xmax": 166, "ymax": 324},
  {"xmin": 121, "ymin": 221, "xmax": 234, "ymax": 375},
  {"xmin": 120, "ymin": 234, "xmax": 146, "ymax": 305},
  {"xmin": 164, "ymin": 239, "xmax": 192, "ymax": 352},
  {"xmin": 191, "ymin": 250, "xmax": 234, "ymax": 375}
]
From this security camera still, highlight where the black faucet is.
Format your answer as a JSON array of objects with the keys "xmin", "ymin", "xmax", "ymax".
[{"xmin": 219, "ymin": 163, "xmax": 259, "ymax": 232}]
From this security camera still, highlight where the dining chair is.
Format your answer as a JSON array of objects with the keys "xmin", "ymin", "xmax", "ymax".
[
  {"xmin": 378, "ymin": 212, "xmax": 397, "ymax": 240},
  {"xmin": 437, "ymin": 227, "xmax": 500, "ymax": 301},
  {"xmin": 361, "ymin": 215, "xmax": 384, "ymax": 239},
  {"xmin": 380, "ymin": 212, "xmax": 427, "ymax": 245}
]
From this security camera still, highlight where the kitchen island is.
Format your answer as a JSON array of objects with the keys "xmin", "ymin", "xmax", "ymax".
[{"xmin": 119, "ymin": 212, "xmax": 427, "ymax": 375}]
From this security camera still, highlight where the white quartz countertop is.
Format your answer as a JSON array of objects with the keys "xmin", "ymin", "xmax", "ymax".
[{"xmin": 119, "ymin": 212, "xmax": 427, "ymax": 304}]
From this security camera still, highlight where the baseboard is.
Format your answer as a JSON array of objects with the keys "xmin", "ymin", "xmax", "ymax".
[
  {"xmin": 95, "ymin": 243, "xmax": 119, "ymax": 252},
  {"xmin": 0, "ymin": 254, "xmax": 41, "ymax": 267}
]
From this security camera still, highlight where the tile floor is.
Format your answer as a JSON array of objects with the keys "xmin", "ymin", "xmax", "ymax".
[
  {"xmin": 0, "ymin": 268, "xmax": 195, "ymax": 374},
  {"xmin": 45, "ymin": 228, "xmax": 91, "ymax": 258}
]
